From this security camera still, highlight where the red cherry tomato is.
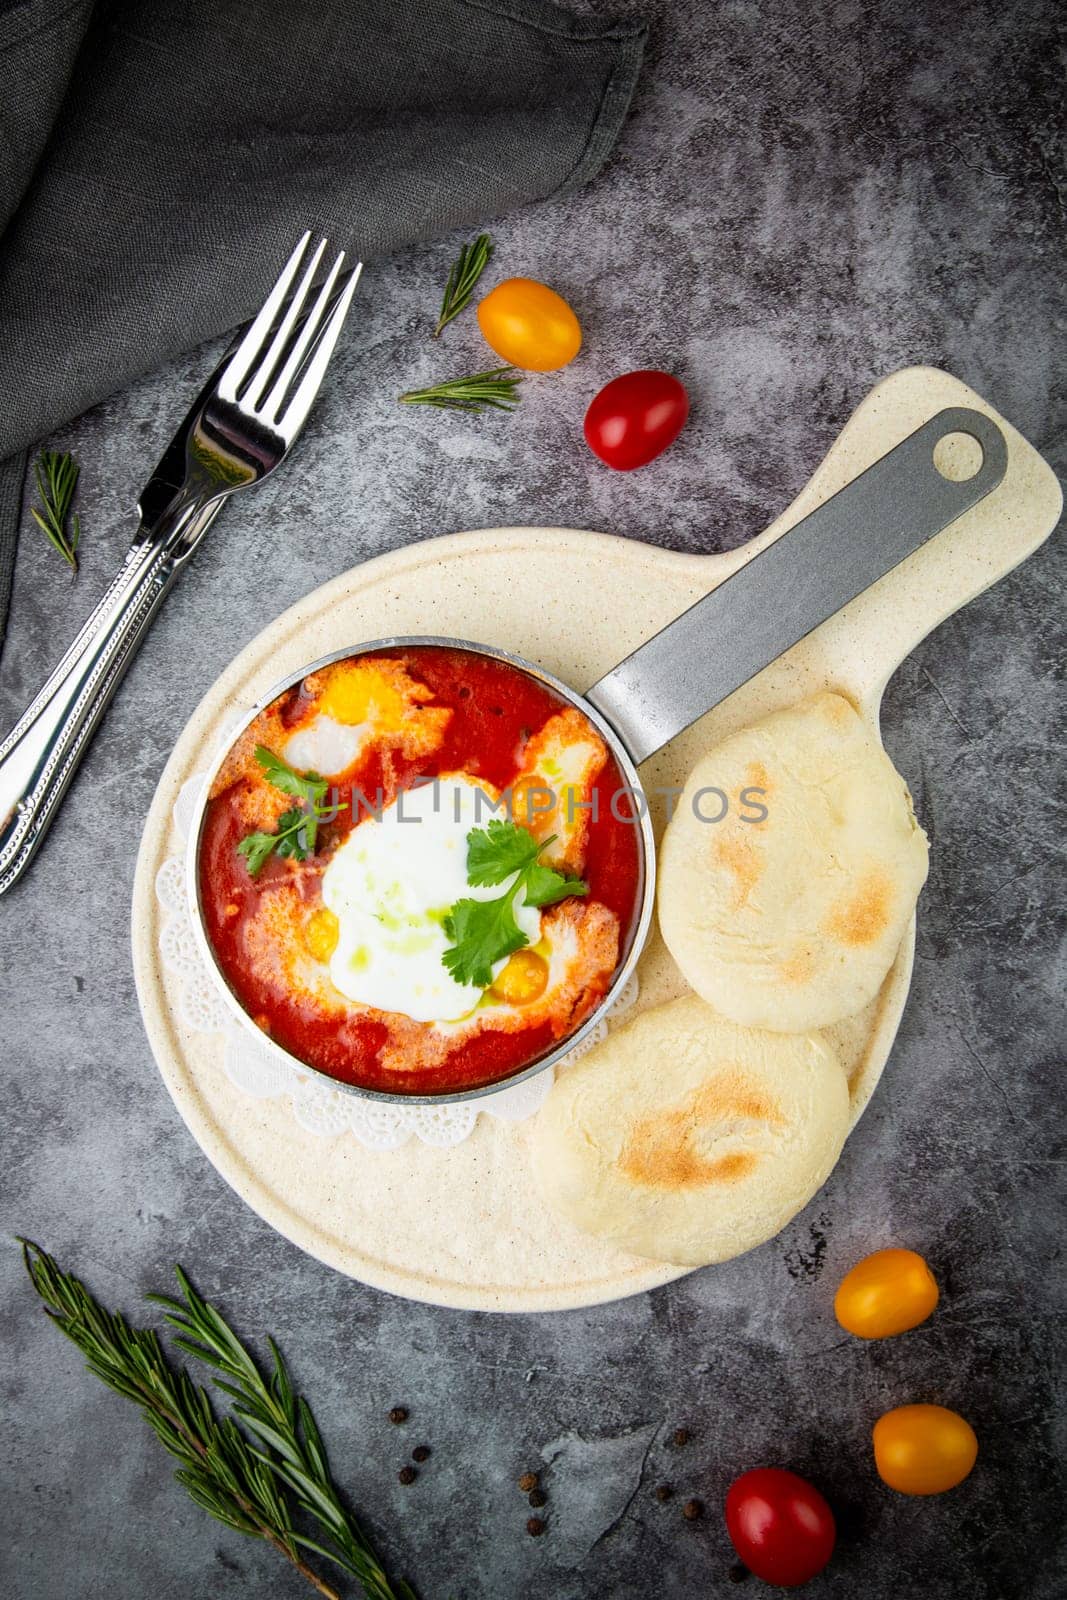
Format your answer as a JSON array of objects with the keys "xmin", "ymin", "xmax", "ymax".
[
  {"xmin": 583, "ymin": 369, "xmax": 689, "ymax": 470},
  {"xmin": 725, "ymin": 1468, "xmax": 836, "ymax": 1588}
]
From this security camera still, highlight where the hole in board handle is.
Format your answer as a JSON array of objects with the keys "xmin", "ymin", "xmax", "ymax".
[{"xmin": 933, "ymin": 431, "xmax": 985, "ymax": 483}]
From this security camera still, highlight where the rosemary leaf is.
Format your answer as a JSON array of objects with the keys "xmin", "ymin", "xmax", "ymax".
[
  {"xmin": 399, "ymin": 366, "xmax": 522, "ymax": 414},
  {"xmin": 31, "ymin": 450, "xmax": 82, "ymax": 571},
  {"xmin": 433, "ymin": 233, "xmax": 492, "ymax": 337}
]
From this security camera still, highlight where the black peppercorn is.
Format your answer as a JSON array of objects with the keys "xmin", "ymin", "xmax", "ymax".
[
  {"xmin": 412, "ymin": 1445, "xmax": 431, "ymax": 1463},
  {"xmin": 398, "ymin": 1465, "xmax": 417, "ymax": 1485},
  {"xmin": 654, "ymin": 1484, "xmax": 673, "ymax": 1503},
  {"xmin": 388, "ymin": 1406, "xmax": 409, "ymax": 1425},
  {"xmin": 728, "ymin": 1563, "xmax": 750, "ymax": 1583},
  {"xmin": 528, "ymin": 1488, "xmax": 547, "ymax": 1508},
  {"xmin": 682, "ymin": 1498, "xmax": 703, "ymax": 1521},
  {"xmin": 673, "ymin": 1427, "xmax": 691, "ymax": 1447},
  {"xmin": 526, "ymin": 1517, "xmax": 546, "ymax": 1537},
  {"xmin": 518, "ymin": 1471, "xmax": 539, "ymax": 1493}
]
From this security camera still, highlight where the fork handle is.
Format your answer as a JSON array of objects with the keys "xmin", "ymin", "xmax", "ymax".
[{"xmin": 0, "ymin": 505, "xmax": 217, "ymax": 896}]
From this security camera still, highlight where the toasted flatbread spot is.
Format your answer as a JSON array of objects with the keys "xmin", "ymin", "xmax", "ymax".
[
  {"xmin": 780, "ymin": 948, "xmax": 817, "ymax": 986},
  {"xmin": 714, "ymin": 833, "xmax": 763, "ymax": 910},
  {"xmin": 619, "ymin": 1075, "xmax": 784, "ymax": 1190},
  {"xmin": 745, "ymin": 760, "xmax": 772, "ymax": 796},
  {"xmin": 621, "ymin": 1136, "xmax": 759, "ymax": 1191},
  {"xmin": 826, "ymin": 869, "xmax": 893, "ymax": 947}
]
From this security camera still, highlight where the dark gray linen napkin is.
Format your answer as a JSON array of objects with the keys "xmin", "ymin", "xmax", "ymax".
[{"xmin": 0, "ymin": 0, "xmax": 645, "ymax": 647}]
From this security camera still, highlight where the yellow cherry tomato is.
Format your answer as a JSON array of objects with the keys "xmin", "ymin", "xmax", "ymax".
[
  {"xmin": 834, "ymin": 1248, "xmax": 939, "ymax": 1339},
  {"xmin": 873, "ymin": 1405, "xmax": 978, "ymax": 1495},
  {"xmin": 476, "ymin": 277, "xmax": 582, "ymax": 371}
]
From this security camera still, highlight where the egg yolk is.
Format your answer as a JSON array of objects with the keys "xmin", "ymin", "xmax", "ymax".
[
  {"xmin": 304, "ymin": 907, "xmax": 340, "ymax": 962},
  {"xmin": 317, "ymin": 662, "xmax": 411, "ymax": 730},
  {"xmin": 489, "ymin": 949, "xmax": 550, "ymax": 1005}
]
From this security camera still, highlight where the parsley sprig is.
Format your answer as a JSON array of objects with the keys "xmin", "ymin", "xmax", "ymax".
[
  {"xmin": 442, "ymin": 818, "xmax": 587, "ymax": 988},
  {"xmin": 237, "ymin": 746, "xmax": 344, "ymax": 877}
]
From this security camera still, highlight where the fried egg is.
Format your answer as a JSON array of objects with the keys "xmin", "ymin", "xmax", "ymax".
[
  {"xmin": 282, "ymin": 658, "xmax": 451, "ymax": 778},
  {"xmin": 376, "ymin": 898, "xmax": 621, "ymax": 1072},
  {"xmin": 512, "ymin": 709, "xmax": 608, "ymax": 871},
  {"xmin": 320, "ymin": 775, "xmax": 541, "ymax": 1023}
]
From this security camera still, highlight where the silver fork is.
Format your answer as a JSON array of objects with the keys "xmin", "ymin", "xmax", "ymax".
[{"xmin": 0, "ymin": 233, "xmax": 362, "ymax": 897}]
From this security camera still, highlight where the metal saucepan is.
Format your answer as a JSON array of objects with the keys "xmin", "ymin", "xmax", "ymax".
[{"xmin": 188, "ymin": 407, "xmax": 1006, "ymax": 1103}]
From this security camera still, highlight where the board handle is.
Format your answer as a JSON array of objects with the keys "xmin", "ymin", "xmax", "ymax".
[{"xmin": 586, "ymin": 407, "xmax": 1007, "ymax": 764}]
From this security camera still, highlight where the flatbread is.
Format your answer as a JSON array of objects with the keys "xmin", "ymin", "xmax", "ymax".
[
  {"xmin": 656, "ymin": 692, "xmax": 929, "ymax": 1031},
  {"xmin": 528, "ymin": 995, "xmax": 850, "ymax": 1266}
]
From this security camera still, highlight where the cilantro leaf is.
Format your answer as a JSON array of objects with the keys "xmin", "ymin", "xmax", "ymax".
[
  {"xmin": 236, "ymin": 830, "xmax": 280, "ymax": 877},
  {"xmin": 465, "ymin": 818, "xmax": 545, "ymax": 885},
  {"xmin": 253, "ymin": 744, "xmax": 328, "ymax": 804},
  {"xmin": 236, "ymin": 808, "xmax": 319, "ymax": 876},
  {"xmin": 441, "ymin": 892, "xmax": 530, "ymax": 989},
  {"xmin": 236, "ymin": 748, "xmax": 344, "ymax": 877},
  {"xmin": 273, "ymin": 806, "xmax": 319, "ymax": 860},
  {"xmin": 523, "ymin": 863, "xmax": 589, "ymax": 907},
  {"xmin": 441, "ymin": 819, "xmax": 589, "ymax": 988}
]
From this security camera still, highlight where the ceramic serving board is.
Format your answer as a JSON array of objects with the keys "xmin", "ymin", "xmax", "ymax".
[{"xmin": 131, "ymin": 366, "xmax": 1061, "ymax": 1312}]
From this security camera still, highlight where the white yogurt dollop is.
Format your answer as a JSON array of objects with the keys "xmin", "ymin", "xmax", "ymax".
[{"xmin": 321, "ymin": 776, "xmax": 540, "ymax": 1023}]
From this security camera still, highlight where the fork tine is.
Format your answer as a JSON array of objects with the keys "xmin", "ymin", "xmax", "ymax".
[
  {"xmin": 218, "ymin": 230, "xmax": 312, "ymax": 400},
  {"xmin": 270, "ymin": 263, "xmax": 362, "ymax": 434},
  {"xmin": 242, "ymin": 236, "xmax": 328, "ymax": 409},
  {"xmin": 260, "ymin": 250, "xmax": 351, "ymax": 423}
]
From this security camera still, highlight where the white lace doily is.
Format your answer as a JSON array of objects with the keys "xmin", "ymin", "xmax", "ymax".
[{"xmin": 156, "ymin": 769, "xmax": 639, "ymax": 1149}]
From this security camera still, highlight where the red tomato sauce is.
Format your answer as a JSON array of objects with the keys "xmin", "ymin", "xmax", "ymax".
[{"xmin": 198, "ymin": 646, "xmax": 643, "ymax": 1096}]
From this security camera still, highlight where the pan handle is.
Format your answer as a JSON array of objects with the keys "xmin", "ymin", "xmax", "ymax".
[{"xmin": 585, "ymin": 407, "xmax": 1007, "ymax": 765}]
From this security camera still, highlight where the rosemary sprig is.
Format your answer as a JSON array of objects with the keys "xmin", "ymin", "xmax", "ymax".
[
  {"xmin": 433, "ymin": 233, "xmax": 492, "ymax": 337},
  {"xmin": 398, "ymin": 367, "xmax": 523, "ymax": 413},
  {"xmin": 31, "ymin": 450, "xmax": 81, "ymax": 571},
  {"xmin": 21, "ymin": 1241, "xmax": 415, "ymax": 1600},
  {"xmin": 152, "ymin": 1269, "xmax": 415, "ymax": 1600}
]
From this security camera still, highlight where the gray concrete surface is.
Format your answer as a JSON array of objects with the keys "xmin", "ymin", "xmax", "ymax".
[{"xmin": 2, "ymin": 2, "xmax": 1064, "ymax": 1597}]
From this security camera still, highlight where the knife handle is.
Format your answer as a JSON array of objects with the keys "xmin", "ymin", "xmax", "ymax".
[{"xmin": 0, "ymin": 504, "xmax": 218, "ymax": 896}]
